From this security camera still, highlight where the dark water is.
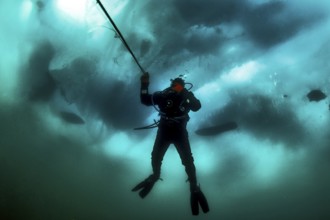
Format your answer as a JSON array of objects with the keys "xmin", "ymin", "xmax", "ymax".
[{"xmin": 1, "ymin": 103, "xmax": 330, "ymax": 220}]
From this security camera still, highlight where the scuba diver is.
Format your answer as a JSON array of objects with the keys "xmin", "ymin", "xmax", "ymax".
[
  {"xmin": 132, "ymin": 73, "xmax": 209, "ymax": 215},
  {"xmin": 94, "ymin": 0, "xmax": 207, "ymax": 215}
]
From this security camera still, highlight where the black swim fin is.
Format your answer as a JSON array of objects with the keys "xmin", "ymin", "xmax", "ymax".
[
  {"xmin": 191, "ymin": 190, "xmax": 200, "ymax": 215},
  {"xmin": 190, "ymin": 187, "xmax": 210, "ymax": 215},
  {"xmin": 197, "ymin": 190, "xmax": 210, "ymax": 213},
  {"xmin": 132, "ymin": 175, "xmax": 157, "ymax": 198}
]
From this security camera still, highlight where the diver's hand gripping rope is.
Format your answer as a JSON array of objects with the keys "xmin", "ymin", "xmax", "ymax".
[{"xmin": 96, "ymin": 0, "xmax": 146, "ymax": 74}]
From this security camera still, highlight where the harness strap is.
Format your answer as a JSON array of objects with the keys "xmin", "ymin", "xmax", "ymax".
[
  {"xmin": 160, "ymin": 115, "xmax": 188, "ymax": 123},
  {"xmin": 134, "ymin": 120, "xmax": 159, "ymax": 130}
]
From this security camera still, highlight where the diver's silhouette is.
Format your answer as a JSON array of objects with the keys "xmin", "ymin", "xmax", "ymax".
[{"xmin": 132, "ymin": 73, "xmax": 209, "ymax": 215}]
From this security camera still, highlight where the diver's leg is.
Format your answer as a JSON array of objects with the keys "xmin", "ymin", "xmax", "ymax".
[
  {"xmin": 132, "ymin": 131, "xmax": 170, "ymax": 198},
  {"xmin": 173, "ymin": 131, "xmax": 197, "ymax": 190},
  {"xmin": 151, "ymin": 131, "xmax": 171, "ymax": 179},
  {"xmin": 174, "ymin": 131, "xmax": 210, "ymax": 215}
]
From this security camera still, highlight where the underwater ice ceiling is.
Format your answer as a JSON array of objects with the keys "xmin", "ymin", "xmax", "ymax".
[{"xmin": 1, "ymin": 0, "xmax": 330, "ymax": 219}]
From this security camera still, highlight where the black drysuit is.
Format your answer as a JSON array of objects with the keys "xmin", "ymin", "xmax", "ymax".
[{"xmin": 140, "ymin": 85, "xmax": 201, "ymax": 188}]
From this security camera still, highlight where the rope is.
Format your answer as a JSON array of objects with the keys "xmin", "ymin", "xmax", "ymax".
[{"xmin": 96, "ymin": 0, "xmax": 146, "ymax": 74}]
